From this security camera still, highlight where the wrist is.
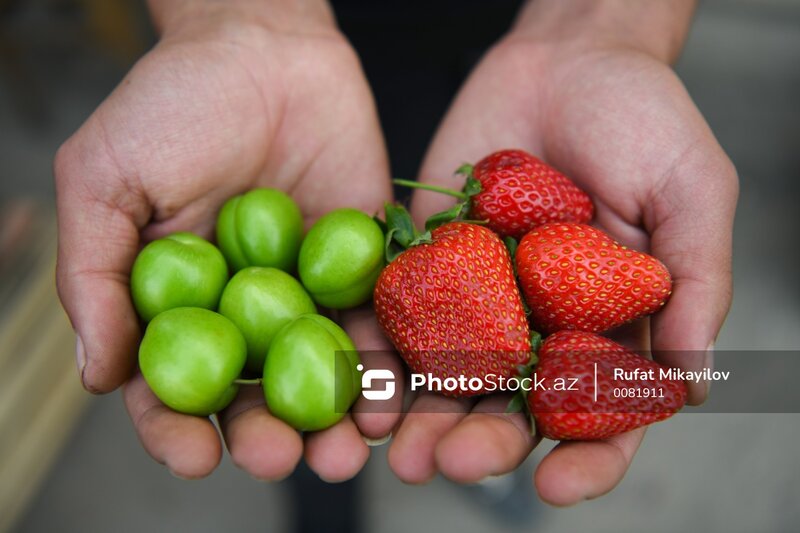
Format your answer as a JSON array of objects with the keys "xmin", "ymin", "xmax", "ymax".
[
  {"xmin": 147, "ymin": 0, "xmax": 338, "ymax": 41},
  {"xmin": 510, "ymin": 0, "xmax": 697, "ymax": 64}
]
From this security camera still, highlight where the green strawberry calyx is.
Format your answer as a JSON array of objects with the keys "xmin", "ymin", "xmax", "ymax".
[
  {"xmin": 375, "ymin": 180, "xmax": 489, "ymax": 263},
  {"xmin": 391, "ymin": 163, "xmax": 482, "ymax": 231},
  {"xmin": 505, "ymin": 330, "xmax": 543, "ymax": 437},
  {"xmin": 374, "ymin": 203, "xmax": 433, "ymax": 263}
]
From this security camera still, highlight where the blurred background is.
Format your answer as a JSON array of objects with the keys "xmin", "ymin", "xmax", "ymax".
[{"xmin": 1, "ymin": 0, "xmax": 799, "ymax": 532}]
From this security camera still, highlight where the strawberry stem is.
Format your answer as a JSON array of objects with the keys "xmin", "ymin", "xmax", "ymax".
[
  {"xmin": 379, "ymin": 164, "xmax": 486, "ymax": 261},
  {"xmin": 392, "ymin": 179, "xmax": 468, "ymax": 200},
  {"xmin": 234, "ymin": 378, "xmax": 262, "ymax": 386}
]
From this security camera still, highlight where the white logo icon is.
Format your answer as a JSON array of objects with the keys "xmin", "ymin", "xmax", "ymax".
[{"xmin": 357, "ymin": 364, "xmax": 395, "ymax": 400}]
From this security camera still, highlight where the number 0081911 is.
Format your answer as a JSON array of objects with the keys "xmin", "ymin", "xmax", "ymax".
[{"xmin": 612, "ymin": 387, "xmax": 665, "ymax": 399}]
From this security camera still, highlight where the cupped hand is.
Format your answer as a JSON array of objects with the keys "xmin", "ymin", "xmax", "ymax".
[
  {"xmin": 55, "ymin": 9, "xmax": 392, "ymax": 480},
  {"xmin": 392, "ymin": 35, "xmax": 738, "ymax": 504}
]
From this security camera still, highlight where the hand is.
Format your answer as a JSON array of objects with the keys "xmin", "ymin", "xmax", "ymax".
[
  {"xmin": 390, "ymin": 0, "xmax": 737, "ymax": 505},
  {"xmin": 55, "ymin": 0, "xmax": 391, "ymax": 480}
]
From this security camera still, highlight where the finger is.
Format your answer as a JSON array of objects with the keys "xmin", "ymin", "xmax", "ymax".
[
  {"xmin": 534, "ymin": 427, "xmax": 646, "ymax": 507},
  {"xmin": 387, "ymin": 394, "xmax": 473, "ymax": 484},
  {"xmin": 217, "ymin": 385, "xmax": 303, "ymax": 481},
  {"xmin": 648, "ymin": 153, "xmax": 738, "ymax": 404},
  {"xmin": 340, "ymin": 306, "xmax": 405, "ymax": 439},
  {"xmin": 304, "ymin": 414, "xmax": 370, "ymax": 483},
  {"xmin": 435, "ymin": 395, "xmax": 538, "ymax": 483},
  {"xmin": 123, "ymin": 371, "xmax": 222, "ymax": 479},
  {"xmin": 350, "ymin": 350, "xmax": 405, "ymax": 440},
  {"xmin": 55, "ymin": 131, "xmax": 150, "ymax": 393}
]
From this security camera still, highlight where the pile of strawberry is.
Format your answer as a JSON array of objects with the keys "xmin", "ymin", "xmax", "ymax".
[{"xmin": 374, "ymin": 149, "xmax": 687, "ymax": 441}]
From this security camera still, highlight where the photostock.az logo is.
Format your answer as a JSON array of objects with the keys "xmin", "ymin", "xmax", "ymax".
[{"xmin": 358, "ymin": 364, "xmax": 395, "ymax": 400}]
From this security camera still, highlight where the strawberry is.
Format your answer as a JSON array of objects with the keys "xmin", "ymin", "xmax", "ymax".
[
  {"xmin": 393, "ymin": 149, "xmax": 594, "ymax": 240},
  {"xmin": 472, "ymin": 148, "xmax": 537, "ymax": 173},
  {"xmin": 470, "ymin": 149, "xmax": 594, "ymax": 239},
  {"xmin": 528, "ymin": 330, "xmax": 687, "ymax": 440},
  {"xmin": 516, "ymin": 223, "xmax": 672, "ymax": 334},
  {"xmin": 373, "ymin": 215, "xmax": 531, "ymax": 396}
]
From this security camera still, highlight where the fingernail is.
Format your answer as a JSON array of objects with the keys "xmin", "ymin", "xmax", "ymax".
[
  {"xmin": 363, "ymin": 433, "xmax": 392, "ymax": 447},
  {"xmin": 704, "ymin": 342, "xmax": 715, "ymax": 396},
  {"xmin": 75, "ymin": 334, "xmax": 87, "ymax": 380}
]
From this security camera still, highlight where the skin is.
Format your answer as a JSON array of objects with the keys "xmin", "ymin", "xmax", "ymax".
[
  {"xmin": 130, "ymin": 232, "xmax": 228, "ymax": 322},
  {"xmin": 298, "ymin": 208, "xmax": 385, "ymax": 309},
  {"xmin": 54, "ymin": 0, "xmax": 737, "ymax": 502},
  {"xmin": 264, "ymin": 314, "xmax": 361, "ymax": 431},
  {"xmin": 218, "ymin": 266, "xmax": 317, "ymax": 373},
  {"xmin": 139, "ymin": 307, "xmax": 247, "ymax": 416}
]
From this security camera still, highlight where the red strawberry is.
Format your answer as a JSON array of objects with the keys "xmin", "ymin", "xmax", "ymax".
[
  {"xmin": 470, "ymin": 149, "xmax": 594, "ymax": 239},
  {"xmin": 393, "ymin": 149, "xmax": 593, "ymax": 240},
  {"xmin": 529, "ymin": 331, "xmax": 687, "ymax": 440},
  {"xmin": 374, "ymin": 221, "xmax": 531, "ymax": 396},
  {"xmin": 472, "ymin": 148, "xmax": 537, "ymax": 173},
  {"xmin": 516, "ymin": 223, "xmax": 672, "ymax": 334}
]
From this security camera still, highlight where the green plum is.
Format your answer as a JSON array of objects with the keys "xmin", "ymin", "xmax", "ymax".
[
  {"xmin": 263, "ymin": 314, "xmax": 361, "ymax": 431},
  {"xmin": 298, "ymin": 208, "xmax": 385, "ymax": 309},
  {"xmin": 139, "ymin": 307, "xmax": 247, "ymax": 416},
  {"xmin": 218, "ymin": 267, "xmax": 316, "ymax": 373},
  {"xmin": 130, "ymin": 232, "xmax": 228, "ymax": 322},
  {"xmin": 216, "ymin": 188, "xmax": 304, "ymax": 272}
]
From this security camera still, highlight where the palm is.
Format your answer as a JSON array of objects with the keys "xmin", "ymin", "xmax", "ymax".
[
  {"xmin": 87, "ymin": 33, "xmax": 388, "ymax": 238},
  {"xmin": 536, "ymin": 48, "xmax": 736, "ymax": 392},
  {"xmin": 535, "ymin": 49, "xmax": 700, "ymax": 250},
  {"xmin": 401, "ymin": 41, "xmax": 736, "ymax": 504}
]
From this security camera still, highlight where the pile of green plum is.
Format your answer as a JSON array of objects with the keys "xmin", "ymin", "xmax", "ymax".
[{"xmin": 130, "ymin": 189, "xmax": 385, "ymax": 431}]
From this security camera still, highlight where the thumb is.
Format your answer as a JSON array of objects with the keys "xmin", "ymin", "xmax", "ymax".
[
  {"xmin": 54, "ymin": 125, "xmax": 149, "ymax": 393},
  {"xmin": 649, "ymin": 153, "xmax": 739, "ymax": 405}
]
